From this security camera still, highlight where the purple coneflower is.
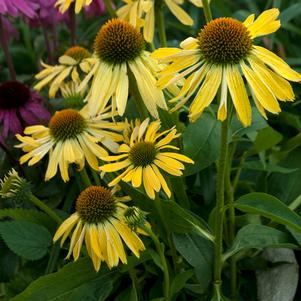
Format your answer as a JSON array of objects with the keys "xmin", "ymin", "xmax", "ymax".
[
  {"xmin": 0, "ymin": 81, "xmax": 50, "ymax": 139},
  {"xmin": 0, "ymin": 0, "xmax": 36, "ymax": 18},
  {"xmin": 84, "ymin": 0, "xmax": 106, "ymax": 17}
]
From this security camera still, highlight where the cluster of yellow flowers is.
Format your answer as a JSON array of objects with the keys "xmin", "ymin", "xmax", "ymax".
[{"xmin": 15, "ymin": 0, "xmax": 301, "ymax": 271}]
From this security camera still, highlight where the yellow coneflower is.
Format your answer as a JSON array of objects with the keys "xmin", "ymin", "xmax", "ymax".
[
  {"xmin": 15, "ymin": 107, "xmax": 124, "ymax": 182},
  {"xmin": 117, "ymin": 0, "xmax": 207, "ymax": 42},
  {"xmin": 78, "ymin": 19, "xmax": 167, "ymax": 118},
  {"xmin": 152, "ymin": 9, "xmax": 301, "ymax": 127},
  {"xmin": 34, "ymin": 46, "xmax": 91, "ymax": 98},
  {"xmin": 100, "ymin": 118, "xmax": 194, "ymax": 199},
  {"xmin": 53, "ymin": 186, "xmax": 146, "ymax": 271},
  {"xmin": 55, "ymin": 0, "xmax": 92, "ymax": 13}
]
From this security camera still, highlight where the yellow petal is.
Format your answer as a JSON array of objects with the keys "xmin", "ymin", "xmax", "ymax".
[
  {"xmin": 189, "ymin": 66, "xmax": 222, "ymax": 122},
  {"xmin": 165, "ymin": 0, "xmax": 193, "ymax": 25},
  {"xmin": 226, "ymin": 65, "xmax": 252, "ymax": 127},
  {"xmin": 100, "ymin": 159, "xmax": 131, "ymax": 172},
  {"xmin": 241, "ymin": 62, "xmax": 281, "ymax": 114},
  {"xmin": 247, "ymin": 8, "xmax": 280, "ymax": 38},
  {"xmin": 253, "ymin": 46, "xmax": 301, "ymax": 82}
]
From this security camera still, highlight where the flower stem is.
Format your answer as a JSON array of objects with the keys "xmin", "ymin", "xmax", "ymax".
[
  {"xmin": 128, "ymin": 266, "xmax": 142, "ymax": 300},
  {"xmin": 213, "ymin": 119, "xmax": 229, "ymax": 289},
  {"xmin": 69, "ymin": 4, "xmax": 76, "ymax": 46},
  {"xmin": 27, "ymin": 193, "xmax": 62, "ymax": 224},
  {"xmin": 225, "ymin": 144, "xmax": 237, "ymax": 300},
  {"xmin": 103, "ymin": 0, "xmax": 117, "ymax": 18},
  {"xmin": 128, "ymin": 68, "xmax": 148, "ymax": 119},
  {"xmin": 0, "ymin": 16, "xmax": 16, "ymax": 80},
  {"xmin": 79, "ymin": 168, "xmax": 92, "ymax": 188},
  {"xmin": 143, "ymin": 226, "xmax": 170, "ymax": 301},
  {"xmin": 155, "ymin": 0, "xmax": 167, "ymax": 47},
  {"xmin": 202, "ymin": 0, "xmax": 213, "ymax": 23}
]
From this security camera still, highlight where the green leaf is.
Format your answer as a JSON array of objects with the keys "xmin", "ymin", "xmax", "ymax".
[
  {"xmin": 243, "ymin": 161, "xmax": 297, "ymax": 174},
  {"xmin": 280, "ymin": 4, "xmax": 301, "ymax": 23},
  {"xmin": 254, "ymin": 127, "xmax": 283, "ymax": 152},
  {"xmin": 0, "ymin": 221, "xmax": 52, "ymax": 260},
  {"xmin": 256, "ymin": 249, "xmax": 299, "ymax": 301},
  {"xmin": 0, "ymin": 208, "xmax": 56, "ymax": 231},
  {"xmin": 170, "ymin": 269, "xmax": 194, "ymax": 296},
  {"xmin": 114, "ymin": 287, "xmax": 138, "ymax": 301},
  {"xmin": 162, "ymin": 200, "xmax": 214, "ymax": 241},
  {"xmin": 234, "ymin": 193, "xmax": 301, "ymax": 232},
  {"xmin": 182, "ymin": 113, "xmax": 221, "ymax": 176},
  {"xmin": 11, "ymin": 258, "xmax": 116, "ymax": 301},
  {"xmin": 68, "ymin": 277, "xmax": 114, "ymax": 301},
  {"xmin": 224, "ymin": 224, "xmax": 298, "ymax": 260},
  {"xmin": 173, "ymin": 233, "xmax": 213, "ymax": 293},
  {"xmin": 232, "ymin": 109, "xmax": 267, "ymax": 137}
]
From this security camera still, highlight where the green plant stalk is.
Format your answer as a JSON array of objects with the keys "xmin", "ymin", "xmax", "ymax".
[
  {"xmin": 128, "ymin": 68, "xmax": 148, "ymax": 119},
  {"xmin": 202, "ymin": 0, "xmax": 213, "ymax": 23},
  {"xmin": 213, "ymin": 119, "xmax": 229, "ymax": 287},
  {"xmin": 232, "ymin": 151, "xmax": 248, "ymax": 194},
  {"xmin": 91, "ymin": 169, "xmax": 101, "ymax": 186},
  {"xmin": 143, "ymin": 225, "xmax": 170, "ymax": 301},
  {"xmin": 103, "ymin": 0, "xmax": 117, "ymax": 18},
  {"xmin": 27, "ymin": 193, "xmax": 62, "ymax": 224},
  {"xmin": 155, "ymin": 0, "xmax": 167, "ymax": 47},
  {"xmin": 45, "ymin": 242, "xmax": 61, "ymax": 274},
  {"xmin": 0, "ymin": 16, "xmax": 16, "ymax": 80},
  {"xmin": 225, "ymin": 144, "xmax": 237, "ymax": 300},
  {"xmin": 170, "ymin": 177, "xmax": 190, "ymax": 209},
  {"xmin": 80, "ymin": 168, "xmax": 92, "ymax": 188},
  {"xmin": 69, "ymin": 3, "xmax": 76, "ymax": 45},
  {"xmin": 128, "ymin": 266, "xmax": 142, "ymax": 300}
]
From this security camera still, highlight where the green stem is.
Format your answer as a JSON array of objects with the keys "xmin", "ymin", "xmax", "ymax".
[
  {"xmin": 128, "ymin": 266, "xmax": 142, "ymax": 300},
  {"xmin": 91, "ymin": 170, "xmax": 101, "ymax": 186},
  {"xmin": 128, "ymin": 68, "xmax": 148, "ymax": 119},
  {"xmin": 80, "ymin": 168, "xmax": 92, "ymax": 188},
  {"xmin": 27, "ymin": 193, "xmax": 62, "ymax": 224},
  {"xmin": 143, "ymin": 226, "xmax": 170, "ymax": 301},
  {"xmin": 170, "ymin": 177, "xmax": 190, "ymax": 209},
  {"xmin": 45, "ymin": 242, "xmax": 61, "ymax": 274},
  {"xmin": 232, "ymin": 151, "xmax": 248, "ymax": 194},
  {"xmin": 69, "ymin": 3, "xmax": 76, "ymax": 46},
  {"xmin": 213, "ymin": 119, "xmax": 229, "ymax": 287},
  {"xmin": 202, "ymin": 0, "xmax": 213, "ymax": 23},
  {"xmin": 0, "ymin": 16, "xmax": 16, "ymax": 80},
  {"xmin": 103, "ymin": 0, "xmax": 117, "ymax": 18},
  {"xmin": 155, "ymin": 0, "xmax": 167, "ymax": 47},
  {"xmin": 225, "ymin": 144, "xmax": 237, "ymax": 300}
]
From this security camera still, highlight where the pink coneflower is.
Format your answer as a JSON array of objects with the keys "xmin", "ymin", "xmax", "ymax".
[
  {"xmin": 29, "ymin": 0, "xmax": 68, "ymax": 28},
  {"xmin": 0, "ymin": 0, "xmax": 36, "ymax": 18},
  {"xmin": 0, "ymin": 81, "xmax": 50, "ymax": 139},
  {"xmin": 84, "ymin": 0, "xmax": 106, "ymax": 17}
]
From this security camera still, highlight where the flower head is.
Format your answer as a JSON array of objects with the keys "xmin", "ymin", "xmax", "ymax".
[
  {"xmin": 0, "ymin": 81, "xmax": 50, "ymax": 139},
  {"xmin": 117, "ymin": 0, "xmax": 207, "ymax": 42},
  {"xmin": 100, "ymin": 118, "xmax": 194, "ymax": 199},
  {"xmin": 53, "ymin": 185, "xmax": 146, "ymax": 271},
  {"xmin": 78, "ymin": 19, "xmax": 167, "ymax": 118},
  {"xmin": 59, "ymin": 81, "xmax": 86, "ymax": 109},
  {"xmin": 152, "ymin": 9, "xmax": 301, "ymax": 127},
  {"xmin": 15, "ymin": 106, "xmax": 124, "ymax": 182},
  {"xmin": 0, "ymin": 169, "xmax": 31, "ymax": 201},
  {"xmin": 34, "ymin": 46, "xmax": 91, "ymax": 98},
  {"xmin": 28, "ymin": 0, "xmax": 68, "ymax": 28},
  {"xmin": 0, "ymin": 0, "xmax": 36, "ymax": 18},
  {"xmin": 55, "ymin": 0, "xmax": 93, "ymax": 13}
]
